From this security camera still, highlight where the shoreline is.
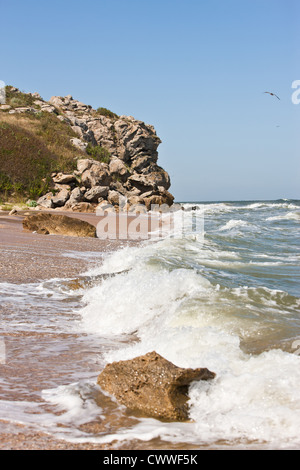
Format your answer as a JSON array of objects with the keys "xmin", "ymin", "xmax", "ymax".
[
  {"xmin": 0, "ymin": 210, "xmax": 137, "ymax": 450},
  {"xmin": 2, "ymin": 206, "xmax": 299, "ymax": 450},
  {"xmin": 0, "ymin": 210, "xmax": 137, "ymax": 284}
]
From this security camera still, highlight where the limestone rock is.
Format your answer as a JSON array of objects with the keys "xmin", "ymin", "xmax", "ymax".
[
  {"xmin": 84, "ymin": 185, "xmax": 109, "ymax": 202},
  {"xmin": 130, "ymin": 155, "xmax": 154, "ymax": 172},
  {"xmin": 70, "ymin": 137, "xmax": 88, "ymax": 152},
  {"xmin": 114, "ymin": 117, "xmax": 161, "ymax": 163},
  {"xmin": 40, "ymin": 104, "xmax": 56, "ymax": 114},
  {"xmin": 70, "ymin": 202, "xmax": 95, "ymax": 213},
  {"xmin": 37, "ymin": 192, "xmax": 54, "ymax": 209},
  {"xmin": 53, "ymin": 173, "xmax": 77, "ymax": 185},
  {"xmin": 109, "ymin": 157, "xmax": 130, "ymax": 181},
  {"xmin": 30, "ymin": 92, "xmax": 42, "ymax": 99},
  {"xmin": 141, "ymin": 164, "xmax": 171, "ymax": 190},
  {"xmin": 22, "ymin": 213, "xmax": 96, "ymax": 237},
  {"xmin": 77, "ymin": 158, "xmax": 94, "ymax": 174},
  {"xmin": 81, "ymin": 162, "xmax": 111, "ymax": 188},
  {"xmin": 97, "ymin": 351, "xmax": 216, "ymax": 422},
  {"xmin": 64, "ymin": 187, "xmax": 84, "ymax": 208},
  {"xmin": 107, "ymin": 190, "xmax": 124, "ymax": 206},
  {"xmin": 128, "ymin": 173, "xmax": 156, "ymax": 192},
  {"xmin": 51, "ymin": 188, "xmax": 70, "ymax": 207},
  {"xmin": 144, "ymin": 190, "xmax": 174, "ymax": 210}
]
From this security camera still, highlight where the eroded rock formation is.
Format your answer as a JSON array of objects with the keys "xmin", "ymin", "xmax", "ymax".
[
  {"xmin": 97, "ymin": 351, "xmax": 216, "ymax": 421},
  {"xmin": 43, "ymin": 94, "xmax": 174, "ymax": 212},
  {"xmin": 2, "ymin": 87, "xmax": 174, "ymax": 212},
  {"xmin": 22, "ymin": 213, "xmax": 96, "ymax": 237}
]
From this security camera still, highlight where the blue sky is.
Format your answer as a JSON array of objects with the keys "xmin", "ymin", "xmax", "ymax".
[{"xmin": 1, "ymin": 0, "xmax": 299, "ymax": 201}]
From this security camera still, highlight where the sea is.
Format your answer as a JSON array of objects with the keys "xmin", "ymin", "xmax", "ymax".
[{"xmin": 0, "ymin": 199, "xmax": 300, "ymax": 450}]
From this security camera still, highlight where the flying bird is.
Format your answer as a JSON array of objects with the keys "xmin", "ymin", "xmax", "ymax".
[{"xmin": 264, "ymin": 91, "xmax": 280, "ymax": 100}]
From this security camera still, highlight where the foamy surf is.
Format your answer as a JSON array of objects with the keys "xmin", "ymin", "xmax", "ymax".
[
  {"xmin": 1, "ymin": 199, "xmax": 299, "ymax": 449},
  {"xmin": 218, "ymin": 219, "xmax": 252, "ymax": 231},
  {"xmin": 72, "ymin": 200, "xmax": 300, "ymax": 448}
]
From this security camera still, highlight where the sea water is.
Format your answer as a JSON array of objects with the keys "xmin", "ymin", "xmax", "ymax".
[{"xmin": 0, "ymin": 200, "xmax": 300, "ymax": 449}]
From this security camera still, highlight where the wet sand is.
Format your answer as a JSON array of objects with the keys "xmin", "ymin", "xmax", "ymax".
[
  {"xmin": 0, "ymin": 210, "xmax": 135, "ymax": 283},
  {"xmin": 0, "ymin": 210, "xmax": 137, "ymax": 450}
]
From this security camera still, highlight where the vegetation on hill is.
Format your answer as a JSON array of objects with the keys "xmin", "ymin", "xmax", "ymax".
[
  {"xmin": 96, "ymin": 107, "xmax": 119, "ymax": 120},
  {"xmin": 5, "ymin": 86, "xmax": 36, "ymax": 108},
  {"xmin": 0, "ymin": 87, "xmax": 113, "ymax": 202},
  {"xmin": 0, "ymin": 111, "xmax": 83, "ymax": 201},
  {"xmin": 85, "ymin": 143, "xmax": 111, "ymax": 163}
]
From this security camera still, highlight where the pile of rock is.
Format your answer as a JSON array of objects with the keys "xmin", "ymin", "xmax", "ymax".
[
  {"xmin": 38, "ymin": 155, "xmax": 174, "ymax": 213},
  {"xmin": 3, "ymin": 90, "xmax": 58, "ymax": 115},
  {"xmin": 34, "ymin": 93, "xmax": 174, "ymax": 212},
  {"xmin": 2, "ymin": 87, "xmax": 174, "ymax": 212}
]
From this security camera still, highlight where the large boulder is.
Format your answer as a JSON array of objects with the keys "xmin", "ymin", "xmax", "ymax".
[
  {"xmin": 51, "ymin": 188, "xmax": 70, "ymax": 207},
  {"xmin": 65, "ymin": 187, "xmax": 84, "ymax": 207},
  {"xmin": 141, "ymin": 164, "xmax": 171, "ymax": 190},
  {"xmin": 97, "ymin": 351, "xmax": 215, "ymax": 421},
  {"xmin": 128, "ymin": 173, "xmax": 156, "ymax": 192},
  {"xmin": 77, "ymin": 158, "xmax": 94, "ymax": 174},
  {"xmin": 81, "ymin": 162, "xmax": 111, "ymax": 188},
  {"xmin": 84, "ymin": 185, "xmax": 109, "ymax": 202},
  {"xmin": 36, "ymin": 192, "xmax": 54, "ymax": 209},
  {"xmin": 114, "ymin": 116, "xmax": 161, "ymax": 163},
  {"xmin": 68, "ymin": 202, "xmax": 95, "ymax": 213},
  {"xmin": 52, "ymin": 173, "xmax": 77, "ymax": 185},
  {"xmin": 22, "ymin": 213, "xmax": 96, "ymax": 237},
  {"xmin": 109, "ymin": 157, "xmax": 130, "ymax": 181},
  {"xmin": 144, "ymin": 190, "xmax": 174, "ymax": 210}
]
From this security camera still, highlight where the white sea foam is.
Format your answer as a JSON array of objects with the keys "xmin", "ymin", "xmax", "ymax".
[
  {"xmin": 267, "ymin": 212, "xmax": 300, "ymax": 222},
  {"xmin": 2, "ymin": 199, "xmax": 299, "ymax": 449},
  {"xmin": 79, "ymin": 263, "xmax": 211, "ymax": 337},
  {"xmin": 182, "ymin": 201, "xmax": 299, "ymax": 215},
  {"xmin": 241, "ymin": 202, "xmax": 299, "ymax": 211},
  {"xmin": 68, "ymin": 237, "xmax": 300, "ymax": 448},
  {"xmin": 219, "ymin": 219, "xmax": 251, "ymax": 231},
  {"xmin": 188, "ymin": 348, "xmax": 300, "ymax": 448}
]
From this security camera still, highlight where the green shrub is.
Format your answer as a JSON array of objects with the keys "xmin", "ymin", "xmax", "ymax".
[
  {"xmin": 86, "ymin": 143, "xmax": 111, "ymax": 163},
  {"xmin": 27, "ymin": 200, "xmax": 38, "ymax": 207},
  {"xmin": 5, "ymin": 86, "xmax": 35, "ymax": 108},
  {"xmin": 96, "ymin": 107, "xmax": 119, "ymax": 120}
]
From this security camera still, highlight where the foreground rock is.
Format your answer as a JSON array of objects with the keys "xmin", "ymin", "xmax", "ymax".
[
  {"xmin": 22, "ymin": 213, "xmax": 96, "ymax": 238},
  {"xmin": 97, "ymin": 351, "xmax": 216, "ymax": 421}
]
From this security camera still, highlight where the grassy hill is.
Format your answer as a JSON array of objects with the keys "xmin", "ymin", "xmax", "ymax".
[{"xmin": 0, "ymin": 87, "xmax": 86, "ymax": 203}]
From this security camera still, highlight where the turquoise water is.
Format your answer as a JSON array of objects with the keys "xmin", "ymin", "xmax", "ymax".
[{"xmin": 0, "ymin": 199, "xmax": 299, "ymax": 449}]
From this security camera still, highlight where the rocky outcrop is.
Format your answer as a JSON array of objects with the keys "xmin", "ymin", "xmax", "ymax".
[
  {"xmin": 1, "ymin": 86, "xmax": 174, "ymax": 212},
  {"xmin": 22, "ymin": 213, "xmax": 96, "ymax": 237},
  {"xmin": 37, "ymin": 155, "xmax": 174, "ymax": 213},
  {"xmin": 47, "ymin": 94, "xmax": 174, "ymax": 212},
  {"xmin": 97, "ymin": 351, "xmax": 216, "ymax": 422}
]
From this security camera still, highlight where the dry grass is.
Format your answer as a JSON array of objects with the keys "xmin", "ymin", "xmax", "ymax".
[{"xmin": 0, "ymin": 112, "xmax": 84, "ymax": 200}]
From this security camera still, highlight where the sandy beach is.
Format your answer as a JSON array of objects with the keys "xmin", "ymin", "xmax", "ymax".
[
  {"xmin": 0, "ymin": 210, "xmax": 136, "ymax": 450},
  {"xmin": 1, "ymin": 202, "xmax": 300, "ymax": 451}
]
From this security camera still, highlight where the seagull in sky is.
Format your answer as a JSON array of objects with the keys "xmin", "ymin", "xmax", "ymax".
[{"xmin": 264, "ymin": 91, "xmax": 280, "ymax": 100}]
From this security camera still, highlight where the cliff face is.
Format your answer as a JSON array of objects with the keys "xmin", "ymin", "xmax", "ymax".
[{"xmin": 0, "ymin": 87, "xmax": 174, "ymax": 212}]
